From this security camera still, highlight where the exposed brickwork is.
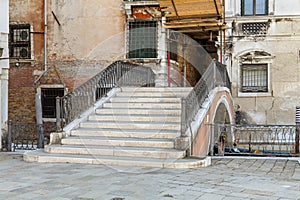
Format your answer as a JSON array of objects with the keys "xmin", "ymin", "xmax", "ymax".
[{"xmin": 8, "ymin": 64, "xmax": 36, "ymax": 123}]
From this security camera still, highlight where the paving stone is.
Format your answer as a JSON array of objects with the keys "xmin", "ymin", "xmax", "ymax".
[{"xmin": 1, "ymin": 154, "xmax": 300, "ymax": 199}]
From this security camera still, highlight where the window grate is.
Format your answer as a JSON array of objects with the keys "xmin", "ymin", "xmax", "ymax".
[
  {"xmin": 242, "ymin": 22, "xmax": 268, "ymax": 35},
  {"xmin": 241, "ymin": 64, "xmax": 268, "ymax": 92},
  {"xmin": 128, "ymin": 21, "xmax": 157, "ymax": 59},
  {"xmin": 41, "ymin": 88, "xmax": 64, "ymax": 118},
  {"xmin": 9, "ymin": 24, "xmax": 31, "ymax": 59}
]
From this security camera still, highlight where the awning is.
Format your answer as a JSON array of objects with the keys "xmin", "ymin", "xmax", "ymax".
[{"xmin": 158, "ymin": 0, "xmax": 226, "ymax": 39}]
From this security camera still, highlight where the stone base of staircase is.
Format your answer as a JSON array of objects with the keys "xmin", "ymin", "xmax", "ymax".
[
  {"xmin": 23, "ymin": 87, "xmax": 211, "ymax": 169},
  {"xmin": 23, "ymin": 150, "xmax": 211, "ymax": 169}
]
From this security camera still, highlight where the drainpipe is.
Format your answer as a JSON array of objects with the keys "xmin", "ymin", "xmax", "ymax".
[
  {"xmin": 296, "ymin": 106, "xmax": 300, "ymax": 154},
  {"xmin": 44, "ymin": 0, "xmax": 48, "ymax": 71}
]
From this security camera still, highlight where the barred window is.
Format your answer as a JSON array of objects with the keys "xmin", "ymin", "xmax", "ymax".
[
  {"xmin": 41, "ymin": 88, "xmax": 64, "ymax": 118},
  {"xmin": 9, "ymin": 24, "xmax": 31, "ymax": 59},
  {"xmin": 128, "ymin": 21, "xmax": 157, "ymax": 59},
  {"xmin": 241, "ymin": 64, "xmax": 268, "ymax": 92},
  {"xmin": 242, "ymin": 0, "xmax": 268, "ymax": 16}
]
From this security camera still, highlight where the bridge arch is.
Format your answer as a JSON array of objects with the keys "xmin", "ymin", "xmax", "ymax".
[{"xmin": 191, "ymin": 87, "xmax": 235, "ymax": 156}]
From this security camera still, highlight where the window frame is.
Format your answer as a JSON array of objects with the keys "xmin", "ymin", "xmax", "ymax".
[
  {"xmin": 37, "ymin": 85, "xmax": 65, "ymax": 121},
  {"xmin": 9, "ymin": 23, "xmax": 32, "ymax": 59},
  {"xmin": 238, "ymin": 61, "xmax": 272, "ymax": 97},
  {"xmin": 241, "ymin": 0, "xmax": 268, "ymax": 16},
  {"xmin": 127, "ymin": 20, "xmax": 158, "ymax": 59},
  {"xmin": 241, "ymin": 64, "xmax": 268, "ymax": 93}
]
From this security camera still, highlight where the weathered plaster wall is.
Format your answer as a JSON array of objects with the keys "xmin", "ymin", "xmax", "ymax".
[
  {"xmin": 9, "ymin": 0, "xmax": 45, "ymax": 62},
  {"xmin": 225, "ymin": 0, "xmax": 300, "ymax": 124},
  {"xmin": 48, "ymin": 0, "xmax": 125, "ymax": 62},
  {"xmin": 231, "ymin": 20, "xmax": 300, "ymax": 124},
  {"xmin": 8, "ymin": 0, "xmax": 126, "ymax": 123}
]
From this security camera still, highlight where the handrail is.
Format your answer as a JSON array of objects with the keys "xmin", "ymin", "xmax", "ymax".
[
  {"xmin": 180, "ymin": 59, "xmax": 231, "ymax": 137},
  {"xmin": 56, "ymin": 61, "xmax": 155, "ymax": 130}
]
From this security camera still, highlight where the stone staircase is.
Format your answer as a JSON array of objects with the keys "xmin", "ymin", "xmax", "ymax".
[{"xmin": 24, "ymin": 87, "xmax": 211, "ymax": 168}]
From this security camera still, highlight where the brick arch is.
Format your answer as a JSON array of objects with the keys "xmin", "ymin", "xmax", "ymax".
[{"xmin": 191, "ymin": 88, "xmax": 235, "ymax": 156}]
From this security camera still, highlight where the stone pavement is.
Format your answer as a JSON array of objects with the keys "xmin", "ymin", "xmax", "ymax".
[{"xmin": 0, "ymin": 153, "xmax": 299, "ymax": 200}]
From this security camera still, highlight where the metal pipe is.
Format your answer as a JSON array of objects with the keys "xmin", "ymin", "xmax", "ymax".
[
  {"xmin": 56, "ymin": 97, "xmax": 61, "ymax": 131},
  {"xmin": 44, "ymin": 0, "xmax": 48, "ymax": 71},
  {"xmin": 180, "ymin": 98, "xmax": 187, "ymax": 137},
  {"xmin": 296, "ymin": 106, "xmax": 300, "ymax": 154},
  {"xmin": 7, "ymin": 120, "xmax": 12, "ymax": 152}
]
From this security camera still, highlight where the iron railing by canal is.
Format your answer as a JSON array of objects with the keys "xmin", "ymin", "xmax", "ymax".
[
  {"xmin": 209, "ymin": 124, "xmax": 297, "ymax": 156},
  {"xmin": 181, "ymin": 60, "xmax": 231, "ymax": 137},
  {"xmin": 2, "ymin": 121, "xmax": 56, "ymax": 152},
  {"xmin": 56, "ymin": 61, "xmax": 155, "ymax": 130}
]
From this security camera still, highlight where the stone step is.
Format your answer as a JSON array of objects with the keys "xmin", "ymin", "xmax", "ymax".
[
  {"xmin": 116, "ymin": 92, "xmax": 188, "ymax": 98},
  {"xmin": 120, "ymin": 87, "xmax": 193, "ymax": 93},
  {"xmin": 103, "ymin": 102, "xmax": 181, "ymax": 109},
  {"xmin": 80, "ymin": 121, "xmax": 180, "ymax": 130},
  {"xmin": 24, "ymin": 150, "xmax": 211, "ymax": 168},
  {"xmin": 95, "ymin": 108, "xmax": 181, "ymax": 115},
  {"xmin": 110, "ymin": 97, "xmax": 181, "ymax": 103},
  {"xmin": 61, "ymin": 136, "xmax": 175, "ymax": 149},
  {"xmin": 44, "ymin": 144, "xmax": 185, "ymax": 159},
  {"xmin": 71, "ymin": 128, "xmax": 179, "ymax": 139},
  {"xmin": 88, "ymin": 114, "xmax": 181, "ymax": 123}
]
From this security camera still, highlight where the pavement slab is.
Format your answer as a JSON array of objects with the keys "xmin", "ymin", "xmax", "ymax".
[{"xmin": 0, "ymin": 153, "xmax": 299, "ymax": 199}]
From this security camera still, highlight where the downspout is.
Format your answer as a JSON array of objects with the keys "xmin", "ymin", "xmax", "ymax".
[{"xmin": 44, "ymin": 0, "xmax": 47, "ymax": 71}]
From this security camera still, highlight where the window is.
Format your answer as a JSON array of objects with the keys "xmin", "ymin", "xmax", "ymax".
[
  {"xmin": 9, "ymin": 24, "xmax": 31, "ymax": 59},
  {"xmin": 128, "ymin": 21, "xmax": 157, "ymax": 58},
  {"xmin": 41, "ymin": 88, "xmax": 64, "ymax": 118},
  {"xmin": 241, "ymin": 64, "xmax": 268, "ymax": 92},
  {"xmin": 241, "ymin": 0, "xmax": 268, "ymax": 16}
]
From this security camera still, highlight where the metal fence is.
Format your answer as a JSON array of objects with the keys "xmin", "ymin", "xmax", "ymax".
[
  {"xmin": 180, "ymin": 60, "xmax": 231, "ymax": 137},
  {"xmin": 2, "ymin": 121, "xmax": 56, "ymax": 152},
  {"xmin": 56, "ymin": 61, "xmax": 155, "ymax": 130},
  {"xmin": 209, "ymin": 124, "xmax": 297, "ymax": 157}
]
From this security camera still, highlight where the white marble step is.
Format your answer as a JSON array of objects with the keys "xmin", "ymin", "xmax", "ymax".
[
  {"xmin": 79, "ymin": 121, "xmax": 180, "ymax": 130},
  {"xmin": 110, "ymin": 97, "xmax": 181, "ymax": 103},
  {"xmin": 24, "ymin": 150, "xmax": 211, "ymax": 169},
  {"xmin": 71, "ymin": 128, "xmax": 179, "ymax": 139},
  {"xmin": 116, "ymin": 92, "xmax": 188, "ymax": 98},
  {"xmin": 96, "ymin": 108, "xmax": 181, "ymax": 115},
  {"xmin": 44, "ymin": 144, "xmax": 185, "ymax": 159},
  {"xmin": 103, "ymin": 102, "xmax": 181, "ymax": 109},
  {"xmin": 61, "ymin": 136, "xmax": 175, "ymax": 148},
  {"xmin": 88, "ymin": 114, "xmax": 181, "ymax": 123},
  {"xmin": 120, "ymin": 87, "xmax": 193, "ymax": 93}
]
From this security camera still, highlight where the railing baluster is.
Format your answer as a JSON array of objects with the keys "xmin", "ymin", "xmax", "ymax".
[{"xmin": 53, "ymin": 61, "xmax": 155, "ymax": 130}]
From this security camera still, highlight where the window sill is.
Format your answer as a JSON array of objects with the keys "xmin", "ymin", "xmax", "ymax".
[
  {"xmin": 42, "ymin": 118, "xmax": 57, "ymax": 123},
  {"xmin": 238, "ymin": 91, "xmax": 272, "ymax": 97}
]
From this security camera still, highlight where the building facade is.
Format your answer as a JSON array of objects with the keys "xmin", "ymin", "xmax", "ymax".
[
  {"xmin": 225, "ymin": 0, "xmax": 300, "ymax": 124},
  {"xmin": 8, "ymin": 0, "xmax": 126, "ymax": 124},
  {"xmin": 8, "ymin": 0, "xmax": 224, "ymax": 126},
  {"xmin": 0, "ymin": 0, "xmax": 9, "ymax": 149}
]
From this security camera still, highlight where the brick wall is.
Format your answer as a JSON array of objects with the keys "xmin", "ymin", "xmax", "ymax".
[{"xmin": 8, "ymin": 63, "xmax": 36, "ymax": 123}]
